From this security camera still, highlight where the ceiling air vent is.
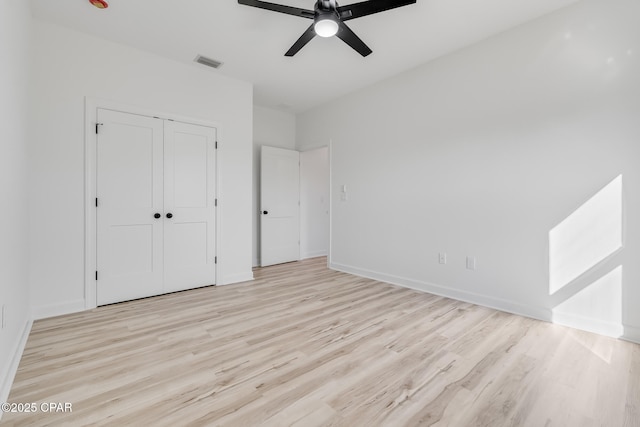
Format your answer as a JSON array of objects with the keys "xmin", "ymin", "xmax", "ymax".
[{"xmin": 194, "ymin": 55, "xmax": 223, "ymax": 69}]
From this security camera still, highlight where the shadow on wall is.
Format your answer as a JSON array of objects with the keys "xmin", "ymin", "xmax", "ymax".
[{"xmin": 548, "ymin": 175, "xmax": 624, "ymax": 338}]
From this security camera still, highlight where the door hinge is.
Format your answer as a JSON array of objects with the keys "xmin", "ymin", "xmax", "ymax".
[
  {"xmin": 215, "ymin": 199, "xmax": 218, "ymax": 207},
  {"xmin": 95, "ymin": 123, "xmax": 103, "ymax": 134},
  {"xmin": 95, "ymin": 271, "xmax": 98, "ymax": 280},
  {"xmin": 95, "ymin": 198, "xmax": 98, "ymax": 207},
  {"xmin": 215, "ymin": 256, "xmax": 217, "ymax": 264},
  {"xmin": 215, "ymin": 140, "xmax": 218, "ymax": 149}
]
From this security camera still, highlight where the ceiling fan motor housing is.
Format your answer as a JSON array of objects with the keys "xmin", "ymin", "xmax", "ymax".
[{"xmin": 318, "ymin": 0, "xmax": 336, "ymax": 10}]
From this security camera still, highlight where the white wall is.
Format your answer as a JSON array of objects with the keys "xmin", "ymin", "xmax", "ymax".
[
  {"xmin": 300, "ymin": 147, "xmax": 329, "ymax": 259},
  {"xmin": 252, "ymin": 106, "xmax": 296, "ymax": 266},
  {"xmin": 297, "ymin": 0, "xmax": 640, "ymax": 342},
  {"xmin": 0, "ymin": 0, "xmax": 32, "ymax": 404},
  {"xmin": 29, "ymin": 20, "xmax": 254, "ymax": 318}
]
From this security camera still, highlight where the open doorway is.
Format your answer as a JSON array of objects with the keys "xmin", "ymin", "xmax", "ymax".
[{"xmin": 300, "ymin": 146, "xmax": 330, "ymax": 260}]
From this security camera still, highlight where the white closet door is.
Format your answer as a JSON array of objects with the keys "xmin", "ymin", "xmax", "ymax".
[
  {"xmin": 96, "ymin": 109, "xmax": 164, "ymax": 305},
  {"xmin": 163, "ymin": 121, "xmax": 217, "ymax": 292}
]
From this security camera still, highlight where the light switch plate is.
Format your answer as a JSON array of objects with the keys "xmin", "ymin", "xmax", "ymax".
[{"xmin": 466, "ymin": 256, "xmax": 476, "ymax": 270}]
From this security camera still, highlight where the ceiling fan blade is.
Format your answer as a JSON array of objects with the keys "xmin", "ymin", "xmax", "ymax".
[
  {"xmin": 337, "ymin": 0, "xmax": 416, "ymax": 21},
  {"xmin": 238, "ymin": 0, "xmax": 314, "ymax": 19},
  {"xmin": 336, "ymin": 21, "xmax": 372, "ymax": 57},
  {"xmin": 285, "ymin": 24, "xmax": 317, "ymax": 56}
]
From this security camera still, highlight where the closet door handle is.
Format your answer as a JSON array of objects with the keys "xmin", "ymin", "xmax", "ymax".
[
  {"xmin": 166, "ymin": 213, "xmax": 173, "ymax": 219},
  {"xmin": 154, "ymin": 213, "xmax": 161, "ymax": 219}
]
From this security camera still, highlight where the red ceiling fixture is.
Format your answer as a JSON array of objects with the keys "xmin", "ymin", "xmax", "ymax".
[{"xmin": 89, "ymin": 0, "xmax": 109, "ymax": 9}]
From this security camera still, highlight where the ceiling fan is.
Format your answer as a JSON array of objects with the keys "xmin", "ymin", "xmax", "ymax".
[{"xmin": 238, "ymin": 0, "xmax": 417, "ymax": 57}]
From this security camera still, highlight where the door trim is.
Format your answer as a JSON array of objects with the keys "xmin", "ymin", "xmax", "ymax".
[{"xmin": 84, "ymin": 97, "xmax": 221, "ymax": 309}]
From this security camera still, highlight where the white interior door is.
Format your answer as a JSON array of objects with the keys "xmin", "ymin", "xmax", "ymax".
[
  {"xmin": 96, "ymin": 109, "xmax": 164, "ymax": 305},
  {"xmin": 261, "ymin": 146, "xmax": 300, "ymax": 266},
  {"xmin": 163, "ymin": 121, "xmax": 217, "ymax": 292}
]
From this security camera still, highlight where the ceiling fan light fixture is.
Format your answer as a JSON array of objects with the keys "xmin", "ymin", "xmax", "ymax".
[{"xmin": 314, "ymin": 17, "xmax": 339, "ymax": 38}]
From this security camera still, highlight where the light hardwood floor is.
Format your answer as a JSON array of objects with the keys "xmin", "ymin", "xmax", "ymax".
[{"xmin": 3, "ymin": 257, "xmax": 639, "ymax": 426}]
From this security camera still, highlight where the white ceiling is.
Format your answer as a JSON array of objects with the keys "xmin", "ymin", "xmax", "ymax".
[{"xmin": 29, "ymin": 0, "xmax": 579, "ymax": 113}]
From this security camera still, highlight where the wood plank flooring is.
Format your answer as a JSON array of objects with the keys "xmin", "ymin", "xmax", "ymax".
[{"xmin": 3, "ymin": 257, "xmax": 639, "ymax": 426}]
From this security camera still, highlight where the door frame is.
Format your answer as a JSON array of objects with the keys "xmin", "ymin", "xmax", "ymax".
[{"xmin": 84, "ymin": 97, "xmax": 221, "ymax": 309}]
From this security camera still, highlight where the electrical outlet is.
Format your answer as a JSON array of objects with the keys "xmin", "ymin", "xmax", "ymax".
[
  {"xmin": 466, "ymin": 256, "xmax": 476, "ymax": 270},
  {"xmin": 438, "ymin": 252, "xmax": 447, "ymax": 264}
]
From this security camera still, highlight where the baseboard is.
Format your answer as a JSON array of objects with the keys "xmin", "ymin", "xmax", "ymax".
[
  {"xmin": 330, "ymin": 262, "xmax": 551, "ymax": 323},
  {"xmin": 301, "ymin": 250, "xmax": 328, "ymax": 260},
  {"xmin": 220, "ymin": 271, "xmax": 254, "ymax": 286},
  {"xmin": 329, "ymin": 262, "xmax": 640, "ymax": 342},
  {"xmin": 31, "ymin": 299, "xmax": 86, "ymax": 321},
  {"xmin": 551, "ymin": 311, "xmax": 624, "ymax": 339},
  {"xmin": 0, "ymin": 318, "xmax": 32, "ymax": 417},
  {"xmin": 623, "ymin": 326, "xmax": 640, "ymax": 344}
]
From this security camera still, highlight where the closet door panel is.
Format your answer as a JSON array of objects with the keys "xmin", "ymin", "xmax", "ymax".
[
  {"xmin": 96, "ymin": 109, "xmax": 164, "ymax": 305},
  {"xmin": 163, "ymin": 121, "xmax": 217, "ymax": 292}
]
